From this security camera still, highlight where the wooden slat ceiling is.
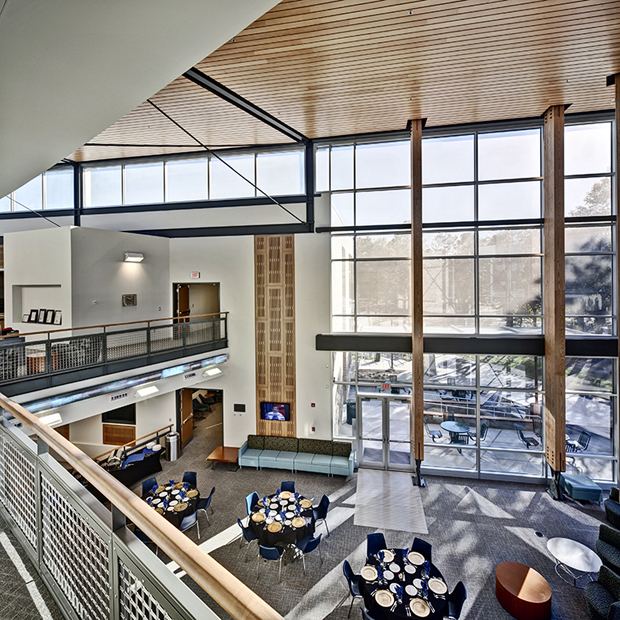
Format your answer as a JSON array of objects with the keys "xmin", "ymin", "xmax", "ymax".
[{"xmin": 70, "ymin": 0, "xmax": 620, "ymax": 162}]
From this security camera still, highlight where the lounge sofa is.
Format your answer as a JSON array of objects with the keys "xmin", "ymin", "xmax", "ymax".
[
  {"xmin": 238, "ymin": 435, "xmax": 355, "ymax": 477},
  {"xmin": 585, "ymin": 566, "xmax": 620, "ymax": 620},
  {"xmin": 606, "ymin": 488, "xmax": 620, "ymax": 529},
  {"xmin": 597, "ymin": 525, "xmax": 620, "ymax": 576}
]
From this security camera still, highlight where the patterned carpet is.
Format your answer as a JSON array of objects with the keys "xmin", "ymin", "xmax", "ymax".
[{"xmin": 145, "ymin": 414, "xmax": 604, "ymax": 620}]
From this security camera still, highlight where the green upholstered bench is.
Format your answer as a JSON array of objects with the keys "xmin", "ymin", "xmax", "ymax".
[{"xmin": 560, "ymin": 473, "xmax": 603, "ymax": 504}]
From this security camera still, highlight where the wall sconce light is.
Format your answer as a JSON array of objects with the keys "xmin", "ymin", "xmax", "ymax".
[
  {"xmin": 204, "ymin": 367, "xmax": 222, "ymax": 377},
  {"xmin": 39, "ymin": 412, "xmax": 62, "ymax": 426},
  {"xmin": 135, "ymin": 385, "xmax": 159, "ymax": 397},
  {"xmin": 124, "ymin": 252, "xmax": 144, "ymax": 263}
]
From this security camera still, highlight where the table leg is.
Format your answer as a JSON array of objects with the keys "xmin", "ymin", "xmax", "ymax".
[{"xmin": 554, "ymin": 561, "xmax": 587, "ymax": 588}]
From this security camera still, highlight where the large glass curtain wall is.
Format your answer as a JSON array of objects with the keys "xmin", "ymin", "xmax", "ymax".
[
  {"xmin": 326, "ymin": 119, "xmax": 617, "ymax": 482},
  {"xmin": 1, "ymin": 167, "xmax": 74, "ymax": 212},
  {"xmin": 82, "ymin": 148, "xmax": 305, "ymax": 208}
]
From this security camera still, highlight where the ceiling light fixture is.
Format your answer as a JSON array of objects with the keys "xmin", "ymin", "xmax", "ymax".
[
  {"xmin": 124, "ymin": 252, "xmax": 144, "ymax": 263},
  {"xmin": 39, "ymin": 412, "xmax": 62, "ymax": 426},
  {"xmin": 135, "ymin": 385, "xmax": 159, "ymax": 397},
  {"xmin": 204, "ymin": 367, "xmax": 222, "ymax": 377}
]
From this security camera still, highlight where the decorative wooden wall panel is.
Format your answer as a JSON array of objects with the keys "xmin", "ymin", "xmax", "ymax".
[
  {"xmin": 543, "ymin": 105, "xmax": 566, "ymax": 474},
  {"xmin": 255, "ymin": 235, "xmax": 296, "ymax": 437},
  {"xmin": 410, "ymin": 120, "xmax": 424, "ymax": 472},
  {"xmin": 102, "ymin": 423, "xmax": 136, "ymax": 446}
]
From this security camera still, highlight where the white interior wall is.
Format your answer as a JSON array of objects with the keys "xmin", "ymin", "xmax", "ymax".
[
  {"xmin": 69, "ymin": 415, "xmax": 104, "ymax": 457},
  {"xmin": 170, "ymin": 236, "xmax": 255, "ymax": 447},
  {"xmin": 135, "ymin": 391, "xmax": 176, "ymax": 439},
  {"xmin": 69, "ymin": 227, "xmax": 171, "ymax": 327},
  {"xmin": 4, "ymin": 227, "xmax": 73, "ymax": 332}
]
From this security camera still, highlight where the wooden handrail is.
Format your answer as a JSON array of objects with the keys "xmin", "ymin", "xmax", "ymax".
[
  {"xmin": 0, "ymin": 312, "xmax": 229, "ymax": 339},
  {"xmin": 0, "ymin": 393, "xmax": 283, "ymax": 620},
  {"xmin": 93, "ymin": 424, "xmax": 173, "ymax": 460}
]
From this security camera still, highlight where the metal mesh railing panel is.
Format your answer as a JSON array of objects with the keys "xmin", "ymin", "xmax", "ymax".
[
  {"xmin": 52, "ymin": 336, "xmax": 104, "ymax": 371},
  {"xmin": 150, "ymin": 324, "xmax": 184, "ymax": 352},
  {"xmin": 119, "ymin": 558, "xmax": 173, "ymax": 620},
  {"xmin": 41, "ymin": 474, "xmax": 110, "ymax": 620},
  {"xmin": 0, "ymin": 342, "xmax": 28, "ymax": 381},
  {"xmin": 185, "ymin": 321, "xmax": 214, "ymax": 346},
  {"xmin": 0, "ymin": 434, "xmax": 37, "ymax": 550},
  {"xmin": 106, "ymin": 330, "xmax": 148, "ymax": 361}
]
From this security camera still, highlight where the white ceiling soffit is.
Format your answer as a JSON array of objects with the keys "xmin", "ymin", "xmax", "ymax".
[{"xmin": 0, "ymin": 0, "xmax": 281, "ymax": 198}]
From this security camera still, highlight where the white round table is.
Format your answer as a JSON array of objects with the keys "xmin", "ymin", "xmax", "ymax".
[{"xmin": 547, "ymin": 537, "xmax": 602, "ymax": 588}]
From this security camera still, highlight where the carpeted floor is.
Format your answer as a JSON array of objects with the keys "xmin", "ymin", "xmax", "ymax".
[{"xmin": 134, "ymin": 412, "xmax": 603, "ymax": 620}]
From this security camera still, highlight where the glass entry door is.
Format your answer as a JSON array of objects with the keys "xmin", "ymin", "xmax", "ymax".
[{"xmin": 358, "ymin": 395, "xmax": 412, "ymax": 470}]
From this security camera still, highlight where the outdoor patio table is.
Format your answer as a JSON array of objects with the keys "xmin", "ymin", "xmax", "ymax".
[{"xmin": 440, "ymin": 421, "xmax": 470, "ymax": 445}]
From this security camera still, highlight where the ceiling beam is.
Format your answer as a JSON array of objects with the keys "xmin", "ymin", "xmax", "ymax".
[{"xmin": 184, "ymin": 67, "xmax": 310, "ymax": 144}]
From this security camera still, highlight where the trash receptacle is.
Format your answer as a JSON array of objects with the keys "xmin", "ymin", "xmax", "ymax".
[{"xmin": 165, "ymin": 432, "xmax": 180, "ymax": 461}]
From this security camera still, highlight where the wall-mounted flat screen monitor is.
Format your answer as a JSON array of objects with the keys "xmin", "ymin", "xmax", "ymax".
[
  {"xmin": 260, "ymin": 402, "xmax": 290, "ymax": 422},
  {"xmin": 102, "ymin": 403, "xmax": 136, "ymax": 426}
]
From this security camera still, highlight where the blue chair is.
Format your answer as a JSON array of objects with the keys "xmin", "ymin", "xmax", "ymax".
[
  {"xmin": 412, "ymin": 537, "xmax": 432, "ymax": 563},
  {"xmin": 197, "ymin": 487, "xmax": 215, "ymax": 524},
  {"xmin": 134, "ymin": 528, "xmax": 158, "ymax": 556},
  {"xmin": 257, "ymin": 544, "xmax": 285, "ymax": 582},
  {"xmin": 313, "ymin": 494, "xmax": 330, "ymax": 536},
  {"xmin": 237, "ymin": 518, "xmax": 258, "ymax": 560},
  {"xmin": 366, "ymin": 533, "xmax": 387, "ymax": 558},
  {"xmin": 281, "ymin": 481, "xmax": 296, "ymax": 493},
  {"xmin": 447, "ymin": 581, "xmax": 467, "ymax": 619},
  {"xmin": 295, "ymin": 533, "xmax": 322, "ymax": 574},
  {"xmin": 182, "ymin": 471, "xmax": 197, "ymax": 488},
  {"xmin": 335, "ymin": 560, "xmax": 363, "ymax": 618},
  {"xmin": 245, "ymin": 492, "xmax": 259, "ymax": 516},
  {"xmin": 141, "ymin": 477, "xmax": 158, "ymax": 496},
  {"xmin": 180, "ymin": 511, "xmax": 200, "ymax": 540}
]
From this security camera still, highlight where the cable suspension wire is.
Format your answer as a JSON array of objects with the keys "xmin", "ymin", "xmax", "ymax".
[
  {"xmin": 146, "ymin": 99, "xmax": 306, "ymax": 225},
  {"xmin": 10, "ymin": 198, "xmax": 61, "ymax": 227}
]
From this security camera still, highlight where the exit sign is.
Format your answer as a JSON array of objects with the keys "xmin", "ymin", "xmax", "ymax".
[
  {"xmin": 190, "ymin": 272, "xmax": 200, "ymax": 279},
  {"xmin": 382, "ymin": 383, "xmax": 390, "ymax": 390}
]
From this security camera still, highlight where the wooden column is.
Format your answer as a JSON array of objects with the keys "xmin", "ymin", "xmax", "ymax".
[
  {"xmin": 255, "ymin": 235, "xmax": 296, "ymax": 437},
  {"xmin": 614, "ymin": 74, "xmax": 620, "ymax": 486},
  {"xmin": 543, "ymin": 105, "xmax": 566, "ymax": 481},
  {"xmin": 410, "ymin": 119, "xmax": 425, "ymax": 485}
]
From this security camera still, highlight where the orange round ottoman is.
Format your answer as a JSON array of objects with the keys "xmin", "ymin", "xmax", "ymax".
[{"xmin": 496, "ymin": 561, "xmax": 552, "ymax": 620}]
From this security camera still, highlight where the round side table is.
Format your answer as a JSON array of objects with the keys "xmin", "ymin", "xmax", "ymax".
[{"xmin": 496, "ymin": 561, "xmax": 551, "ymax": 620}]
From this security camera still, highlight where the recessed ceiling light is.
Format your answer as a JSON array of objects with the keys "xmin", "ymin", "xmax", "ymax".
[
  {"xmin": 136, "ymin": 385, "xmax": 159, "ymax": 397},
  {"xmin": 204, "ymin": 367, "xmax": 222, "ymax": 377},
  {"xmin": 39, "ymin": 412, "xmax": 62, "ymax": 426}
]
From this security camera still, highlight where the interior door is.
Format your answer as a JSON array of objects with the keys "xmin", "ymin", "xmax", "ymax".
[
  {"xmin": 179, "ymin": 388, "xmax": 193, "ymax": 447},
  {"xmin": 388, "ymin": 398, "xmax": 412, "ymax": 469},
  {"xmin": 175, "ymin": 284, "xmax": 190, "ymax": 323},
  {"xmin": 358, "ymin": 396, "xmax": 386, "ymax": 468}
]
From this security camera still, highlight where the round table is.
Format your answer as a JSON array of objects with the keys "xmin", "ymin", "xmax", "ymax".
[
  {"xmin": 361, "ymin": 548, "xmax": 448, "ymax": 619},
  {"xmin": 143, "ymin": 483, "xmax": 200, "ymax": 528},
  {"xmin": 547, "ymin": 537, "xmax": 602, "ymax": 587},
  {"xmin": 249, "ymin": 492, "xmax": 315, "ymax": 546},
  {"xmin": 495, "ymin": 561, "xmax": 551, "ymax": 620},
  {"xmin": 440, "ymin": 421, "xmax": 470, "ymax": 447}
]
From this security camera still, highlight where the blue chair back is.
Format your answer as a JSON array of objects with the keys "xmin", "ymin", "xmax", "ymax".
[
  {"xmin": 237, "ymin": 518, "xmax": 257, "ymax": 543},
  {"xmin": 412, "ymin": 537, "xmax": 432, "ymax": 562},
  {"xmin": 205, "ymin": 486, "xmax": 215, "ymax": 509},
  {"xmin": 196, "ymin": 497, "xmax": 208, "ymax": 511},
  {"xmin": 134, "ymin": 528, "xmax": 152, "ymax": 544},
  {"xmin": 316, "ymin": 494, "xmax": 330, "ymax": 519},
  {"xmin": 245, "ymin": 492, "xmax": 259, "ymax": 515},
  {"xmin": 182, "ymin": 471, "xmax": 197, "ymax": 487},
  {"xmin": 259, "ymin": 544, "xmax": 284, "ymax": 561},
  {"xmin": 448, "ymin": 581, "xmax": 467, "ymax": 619},
  {"xmin": 141, "ymin": 477, "xmax": 158, "ymax": 496},
  {"xmin": 343, "ymin": 560, "xmax": 361, "ymax": 596},
  {"xmin": 304, "ymin": 533, "xmax": 322, "ymax": 554},
  {"xmin": 180, "ymin": 511, "xmax": 198, "ymax": 531},
  {"xmin": 281, "ymin": 481, "xmax": 296, "ymax": 493},
  {"xmin": 366, "ymin": 532, "xmax": 387, "ymax": 558}
]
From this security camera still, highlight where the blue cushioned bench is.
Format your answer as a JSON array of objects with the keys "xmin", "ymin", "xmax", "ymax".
[
  {"xmin": 238, "ymin": 435, "xmax": 355, "ymax": 477},
  {"xmin": 560, "ymin": 473, "xmax": 603, "ymax": 504}
]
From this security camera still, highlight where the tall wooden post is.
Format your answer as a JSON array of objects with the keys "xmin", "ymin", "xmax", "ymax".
[
  {"xmin": 543, "ymin": 105, "xmax": 566, "ymax": 494},
  {"xmin": 614, "ymin": 75, "xmax": 620, "ymax": 486},
  {"xmin": 410, "ymin": 119, "xmax": 425, "ymax": 486}
]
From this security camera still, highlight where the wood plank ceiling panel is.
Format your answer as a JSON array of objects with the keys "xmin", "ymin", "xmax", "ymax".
[{"xmin": 70, "ymin": 0, "xmax": 620, "ymax": 161}]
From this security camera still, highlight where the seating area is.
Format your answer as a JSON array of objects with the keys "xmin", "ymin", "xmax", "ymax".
[{"xmin": 238, "ymin": 435, "xmax": 355, "ymax": 477}]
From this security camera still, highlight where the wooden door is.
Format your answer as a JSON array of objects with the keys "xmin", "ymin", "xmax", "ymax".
[
  {"xmin": 175, "ymin": 284, "xmax": 190, "ymax": 323},
  {"xmin": 179, "ymin": 388, "xmax": 193, "ymax": 447}
]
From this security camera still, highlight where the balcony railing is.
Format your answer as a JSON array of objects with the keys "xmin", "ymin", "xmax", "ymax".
[
  {"xmin": 0, "ymin": 312, "xmax": 228, "ymax": 394},
  {"xmin": 0, "ymin": 392, "xmax": 284, "ymax": 620}
]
